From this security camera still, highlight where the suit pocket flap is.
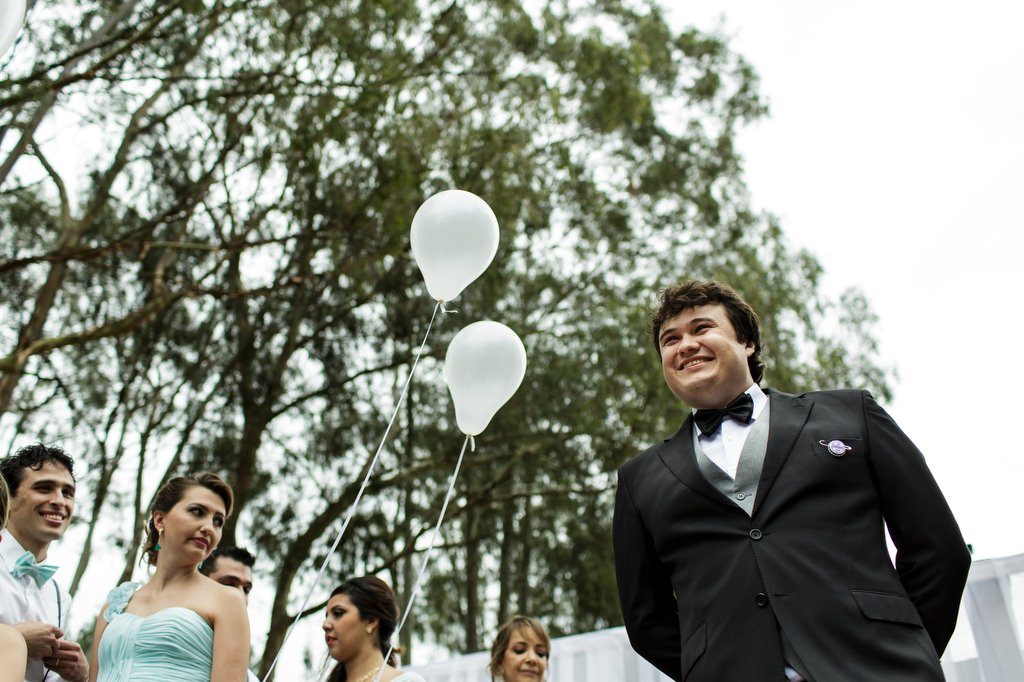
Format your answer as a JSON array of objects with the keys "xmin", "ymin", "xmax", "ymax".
[
  {"xmin": 850, "ymin": 590, "xmax": 923, "ymax": 627},
  {"xmin": 680, "ymin": 622, "xmax": 707, "ymax": 679}
]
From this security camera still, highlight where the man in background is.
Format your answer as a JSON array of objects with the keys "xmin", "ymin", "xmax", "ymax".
[
  {"xmin": 200, "ymin": 546, "xmax": 255, "ymax": 601},
  {"xmin": 201, "ymin": 546, "xmax": 258, "ymax": 681}
]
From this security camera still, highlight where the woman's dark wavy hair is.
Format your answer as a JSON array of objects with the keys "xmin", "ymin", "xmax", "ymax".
[
  {"xmin": 650, "ymin": 279, "xmax": 765, "ymax": 383},
  {"xmin": 326, "ymin": 576, "xmax": 401, "ymax": 682},
  {"xmin": 141, "ymin": 472, "xmax": 233, "ymax": 566}
]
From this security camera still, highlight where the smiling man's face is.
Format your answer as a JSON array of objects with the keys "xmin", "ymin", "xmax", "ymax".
[
  {"xmin": 6, "ymin": 461, "xmax": 75, "ymax": 558},
  {"xmin": 658, "ymin": 303, "xmax": 756, "ymax": 410}
]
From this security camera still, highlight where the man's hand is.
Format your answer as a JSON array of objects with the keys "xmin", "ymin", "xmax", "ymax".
[
  {"xmin": 14, "ymin": 620, "xmax": 62, "ymax": 659},
  {"xmin": 43, "ymin": 639, "xmax": 89, "ymax": 682}
]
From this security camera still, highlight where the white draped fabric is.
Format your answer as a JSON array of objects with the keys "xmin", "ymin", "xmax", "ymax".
[
  {"xmin": 943, "ymin": 552, "xmax": 1024, "ymax": 682},
  {"xmin": 409, "ymin": 553, "xmax": 1024, "ymax": 682}
]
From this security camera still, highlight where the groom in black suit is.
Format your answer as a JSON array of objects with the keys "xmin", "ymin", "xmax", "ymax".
[{"xmin": 613, "ymin": 280, "xmax": 970, "ymax": 681}]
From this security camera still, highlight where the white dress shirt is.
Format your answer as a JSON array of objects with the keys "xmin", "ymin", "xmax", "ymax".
[
  {"xmin": 694, "ymin": 383, "xmax": 768, "ymax": 479},
  {"xmin": 0, "ymin": 529, "xmax": 73, "ymax": 682}
]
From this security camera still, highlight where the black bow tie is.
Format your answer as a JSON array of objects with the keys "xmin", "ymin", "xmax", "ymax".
[{"xmin": 693, "ymin": 392, "xmax": 754, "ymax": 436}]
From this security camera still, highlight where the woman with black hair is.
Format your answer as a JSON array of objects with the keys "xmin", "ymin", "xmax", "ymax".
[{"xmin": 322, "ymin": 576, "xmax": 425, "ymax": 682}]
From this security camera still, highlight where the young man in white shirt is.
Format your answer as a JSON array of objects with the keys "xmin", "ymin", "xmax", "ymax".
[{"xmin": 0, "ymin": 444, "xmax": 88, "ymax": 682}]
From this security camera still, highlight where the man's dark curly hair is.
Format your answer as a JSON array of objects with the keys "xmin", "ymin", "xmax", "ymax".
[
  {"xmin": 199, "ymin": 546, "xmax": 256, "ymax": 575},
  {"xmin": 0, "ymin": 443, "xmax": 76, "ymax": 497}
]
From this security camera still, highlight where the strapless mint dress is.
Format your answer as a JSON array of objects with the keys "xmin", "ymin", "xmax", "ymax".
[{"xmin": 97, "ymin": 582, "xmax": 214, "ymax": 681}]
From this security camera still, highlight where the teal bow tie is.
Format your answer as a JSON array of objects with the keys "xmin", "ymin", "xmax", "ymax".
[{"xmin": 11, "ymin": 551, "xmax": 58, "ymax": 586}]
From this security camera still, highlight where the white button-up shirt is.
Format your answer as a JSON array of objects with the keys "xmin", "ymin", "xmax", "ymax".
[{"xmin": 0, "ymin": 529, "xmax": 73, "ymax": 682}]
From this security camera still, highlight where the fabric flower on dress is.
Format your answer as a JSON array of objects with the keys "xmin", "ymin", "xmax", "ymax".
[{"xmin": 103, "ymin": 582, "xmax": 141, "ymax": 620}]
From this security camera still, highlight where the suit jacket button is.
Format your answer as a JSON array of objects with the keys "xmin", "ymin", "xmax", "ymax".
[
  {"xmin": 749, "ymin": 528, "xmax": 763, "ymax": 540},
  {"xmin": 755, "ymin": 592, "xmax": 769, "ymax": 607}
]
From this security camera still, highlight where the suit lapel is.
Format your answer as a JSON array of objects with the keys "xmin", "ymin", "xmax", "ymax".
[
  {"xmin": 751, "ymin": 389, "xmax": 812, "ymax": 517},
  {"xmin": 657, "ymin": 415, "xmax": 739, "ymax": 511}
]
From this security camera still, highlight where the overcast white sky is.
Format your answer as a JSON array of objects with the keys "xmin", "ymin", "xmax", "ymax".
[{"xmin": 672, "ymin": 1, "xmax": 1024, "ymax": 560}]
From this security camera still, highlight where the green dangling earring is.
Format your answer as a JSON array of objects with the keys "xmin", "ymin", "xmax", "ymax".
[{"xmin": 154, "ymin": 527, "xmax": 163, "ymax": 552}]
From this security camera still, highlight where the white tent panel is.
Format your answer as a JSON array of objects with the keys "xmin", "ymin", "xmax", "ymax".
[{"xmin": 408, "ymin": 627, "xmax": 670, "ymax": 682}]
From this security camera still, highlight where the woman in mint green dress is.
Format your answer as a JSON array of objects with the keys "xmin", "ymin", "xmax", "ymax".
[{"xmin": 88, "ymin": 473, "xmax": 250, "ymax": 682}]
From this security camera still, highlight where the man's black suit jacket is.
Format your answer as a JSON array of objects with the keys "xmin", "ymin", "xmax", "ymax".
[{"xmin": 613, "ymin": 389, "xmax": 971, "ymax": 681}]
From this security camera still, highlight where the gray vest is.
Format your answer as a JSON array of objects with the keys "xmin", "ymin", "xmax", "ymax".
[{"xmin": 691, "ymin": 401, "xmax": 770, "ymax": 516}]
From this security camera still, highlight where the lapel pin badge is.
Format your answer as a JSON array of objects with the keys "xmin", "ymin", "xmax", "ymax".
[{"xmin": 819, "ymin": 439, "xmax": 852, "ymax": 457}]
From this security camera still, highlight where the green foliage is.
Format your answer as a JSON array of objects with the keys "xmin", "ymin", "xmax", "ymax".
[{"xmin": 0, "ymin": 0, "xmax": 891, "ymax": 672}]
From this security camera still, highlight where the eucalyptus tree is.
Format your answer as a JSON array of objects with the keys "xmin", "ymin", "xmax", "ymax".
[{"xmin": 0, "ymin": 0, "xmax": 890, "ymax": 676}]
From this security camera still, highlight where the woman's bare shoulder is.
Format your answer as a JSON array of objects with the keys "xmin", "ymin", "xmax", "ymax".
[{"xmin": 189, "ymin": 576, "xmax": 246, "ymax": 623}]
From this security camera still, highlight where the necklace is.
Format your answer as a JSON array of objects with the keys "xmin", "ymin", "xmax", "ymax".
[{"xmin": 352, "ymin": 669, "xmax": 385, "ymax": 682}]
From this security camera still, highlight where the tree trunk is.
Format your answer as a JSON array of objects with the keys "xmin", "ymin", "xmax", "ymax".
[
  {"xmin": 70, "ymin": 452, "xmax": 118, "ymax": 595},
  {"xmin": 0, "ymin": 2, "xmax": 217, "ymax": 414},
  {"xmin": 257, "ymin": 452, "xmax": 383, "ymax": 681},
  {"xmin": 464, "ymin": 507, "xmax": 481, "ymax": 652},
  {"xmin": 117, "ymin": 422, "xmax": 151, "ymax": 585},
  {"xmin": 497, "ymin": 501, "xmax": 515, "ymax": 626},
  {"xmin": 0, "ymin": 235, "xmax": 80, "ymax": 412},
  {"xmin": 223, "ymin": 240, "xmax": 316, "ymax": 544},
  {"xmin": 399, "ymin": 362, "xmax": 416, "ymax": 663},
  {"xmin": 516, "ymin": 496, "xmax": 533, "ymax": 615},
  {"xmin": 70, "ymin": 379, "xmax": 141, "ymax": 595}
]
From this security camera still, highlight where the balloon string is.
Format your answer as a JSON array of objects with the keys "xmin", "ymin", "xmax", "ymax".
[
  {"xmin": 261, "ymin": 301, "xmax": 442, "ymax": 682},
  {"xmin": 375, "ymin": 434, "xmax": 471, "ymax": 682},
  {"xmin": 440, "ymin": 301, "xmax": 458, "ymax": 314}
]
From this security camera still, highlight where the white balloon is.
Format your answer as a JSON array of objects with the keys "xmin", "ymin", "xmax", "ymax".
[
  {"xmin": 444, "ymin": 321, "xmax": 527, "ymax": 436},
  {"xmin": 410, "ymin": 189, "xmax": 499, "ymax": 302},
  {"xmin": 0, "ymin": 0, "xmax": 26, "ymax": 58}
]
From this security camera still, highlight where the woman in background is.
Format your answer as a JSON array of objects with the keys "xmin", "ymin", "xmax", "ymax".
[
  {"xmin": 0, "ymin": 476, "xmax": 29, "ymax": 682},
  {"xmin": 89, "ymin": 472, "xmax": 249, "ymax": 682},
  {"xmin": 488, "ymin": 616, "xmax": 550, "ymax": 682},
  {"xmin": 323, "ymin": 576, "xmax": 425, "ymax": 682}
]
